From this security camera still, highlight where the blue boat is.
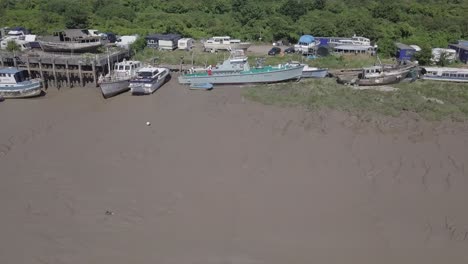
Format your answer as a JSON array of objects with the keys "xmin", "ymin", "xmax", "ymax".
[{"xmin": 0, "ymin": 68, "xmax": 42, "ymax": 98}]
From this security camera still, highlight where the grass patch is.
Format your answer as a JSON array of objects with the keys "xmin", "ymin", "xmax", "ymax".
[
  {"xmin": 243, "ymin": 78, "xmax": 468, "ymax": 121},
  {"xmin": 132, "ymin": 48, "xmax": 390, "ymax": 70}
]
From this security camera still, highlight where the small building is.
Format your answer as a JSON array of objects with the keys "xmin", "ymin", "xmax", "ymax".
[
  {"xmin": 178, "ymin": 38, "xmax": 194, "ymax": 50},
  {"xmin": 146, "ymin": 33, "xmax": 181, "ymax": 50},
  {"xmin": 448, "ymin": 40, "xmax": 468, "ymax": 63},
  {"xmin": 395, "ymin": 43, "xmax": 416, "ymax": 61}
]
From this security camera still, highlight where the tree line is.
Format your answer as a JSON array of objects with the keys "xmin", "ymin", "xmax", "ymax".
[{"xmin": 1, "ymin": 0, "xmax": 467, "ymax": 57}]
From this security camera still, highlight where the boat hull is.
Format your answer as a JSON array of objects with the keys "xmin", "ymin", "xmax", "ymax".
[
  {"xmin": 421, "ymin": 76, "xmax": 468, "ymax": 83},
  {"xmin": 356, "ymin": 74, "xmax": 408, "ymax": 86},
  {"xmin": 99, "ymin": 79, "xmax": 130, "ymax": 99},
  {"xmin": 178, "ymin": 66, "xmax": 304, "ymax": 85},
  {"xmin": 130, "ymin": 69, "xmax": 170, "ymax": 95},
  {"xmin": 0, "ymin": 80, "xmax": 42, "ymax": 98},
  {"xmin": 39, "ymin": 41, "xmax": 102, "ymax": 53},
  {"xmin": 204, "ymin": 43, "xmax": 251, "ymax": 52},
  {"xmin": 302, "ymin": 69, "xmax": 328, "ymax": 78}
]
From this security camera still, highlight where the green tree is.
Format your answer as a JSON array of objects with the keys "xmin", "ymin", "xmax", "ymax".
[
  {"xmin": 130, "ymin": 36, "xmax": 147, "ymax": 52},
  {"xmin": 413, "ymin": 45, "xmax": 432, "ymax": 66},
  {"xmin": 6, "ymin": 40, "xmax": 20, "ymax": 52},
  {"xmin": 280, "ymin": 0, "xmax": 308, "ymax": 21}
]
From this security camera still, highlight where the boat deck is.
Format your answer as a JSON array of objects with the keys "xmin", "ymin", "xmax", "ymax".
[{"xmin": 184, "ymin": 65, "xmax": 293, "ymax": 77}]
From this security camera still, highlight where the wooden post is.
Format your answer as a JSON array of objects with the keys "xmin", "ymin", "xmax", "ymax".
[
  {"xmin": 65, "ymin": 60, "xmax": 71, "ymax": 88},
  {"xmin": 78, "ymin": 62, "xmax": 83, "ymax": 87},
  {"xmin": 52, "ymin": 58, "xmax": 58, "ymax": 88},
  {"xmin": 92, "ymin": 61, "xmax": 97, "ymax": 87},
  {"xmin": 26, "ymin": 57, "xmax": 31, "ymax": 76},
  {"xmin": 13, "ymin": 57, "xmax": 17, "ymax": 68},
  {"xmin": 38, "ymin": 59, "xmax": 45, "ymax": 89},
  {"xmin": 0, "ymin": 55, "xmax": 3, "ymax": 67}
]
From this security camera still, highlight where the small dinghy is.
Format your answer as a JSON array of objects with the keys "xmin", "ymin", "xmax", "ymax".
[{"xmin": 189, "ymin": 83, "xmax": 213, "ymax": 90}]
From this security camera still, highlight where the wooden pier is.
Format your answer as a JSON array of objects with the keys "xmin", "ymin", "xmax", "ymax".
[{"xmin": 0, "ymin": 48, "xmax": 130, "ymax": 89}]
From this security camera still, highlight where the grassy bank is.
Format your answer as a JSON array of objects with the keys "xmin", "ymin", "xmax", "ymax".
[
  {"xmin": 243, "ymin": 79, "xmax": 468, "ymax": 121},
  {"xmin": 132, "ymin": 47, "xmax": 388, "ymax": 70}
]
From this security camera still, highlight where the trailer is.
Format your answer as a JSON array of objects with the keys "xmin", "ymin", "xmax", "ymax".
[{"xmin": 178, "ymin": 38, "xmax": 194, "ymax": 50}]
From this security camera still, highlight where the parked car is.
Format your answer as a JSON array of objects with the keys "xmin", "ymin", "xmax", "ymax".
[
  {"xmin": 105, "ymin": 33, "xmax": 117, "ymax": 43},
  {"xmin": 268, "ymin": 47, "xmax": 281, "ymax": 56},
  {"xmin": 284, "ymin": 47, "xmax": 295, "ymax": 54}
]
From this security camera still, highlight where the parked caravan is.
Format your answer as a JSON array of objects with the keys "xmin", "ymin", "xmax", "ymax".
[{"xmin": 178, "ymin": 38, "xmax": 194, "ymax": 50}]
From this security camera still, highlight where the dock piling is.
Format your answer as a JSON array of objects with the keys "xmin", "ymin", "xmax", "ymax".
[
  {"xmin": 65, "ymin": 60, "xmax": 71, "ymax": 88},
  {"xmin": 52, "ymin": 57, "xmax": 58, "ymax": 88},
  {"xmin": 78, "ymin": 62, "xmax": 83, "ymax": 87},
  {"xmin": 38, "ymin": 59, "xmax": 45, "ymax": 89},
  {"xmin": 26, "ymin": 57, "xmax": 31, "ymax": 76},
  {"xmin": 92, "ymin": 61, "xmax": 97, "ymax": 87}
]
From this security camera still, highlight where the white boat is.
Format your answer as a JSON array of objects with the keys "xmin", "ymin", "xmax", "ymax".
[
  {"xmin": 0, "ymin": 68, "xmax": 42, "ymax": 98},
  {"xmin": 99, "ymin": 60, "xmax": 143, "ymax": 98},
  {"xmin": 203, "ymin": 36, "xmax": 251, "ymax": 52},
  {"xmin": 288, "ymin": 62, "xmax": 328, "ymax": 78},
  {"xmin": 328, "ymin": 35, "xmax": 372, "ymax": 47},
  {"xmin": 421, "ymin": 67, "xmax": 468, "ymax": 83},
  {"xmin": 129, "ymin": 67, "xmax": 170, "ymax": 95}
]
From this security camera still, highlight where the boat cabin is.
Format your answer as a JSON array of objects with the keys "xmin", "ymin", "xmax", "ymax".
[
  {"xmin": 360, "ymin": 66, "xmax": 383, "ymax": 78},
  {"xmin": 135, "ymin": 68, "xmax": 160, "ymax": 80},
  {"xmin": 115, "ymin": 61, "xmax": 141, "ymax": 72},
  {"xmin": 0, "ymin": 68, "xmax": 30, "ymax": 85},
  {"xmin": 52, "ymin": 29, "xmax": 101, "ymax": 43}
]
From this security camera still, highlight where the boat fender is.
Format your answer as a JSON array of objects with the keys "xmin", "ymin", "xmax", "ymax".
[{"xmin": 207, "ymin": 69, "xmax": 212, "ymax": 75}]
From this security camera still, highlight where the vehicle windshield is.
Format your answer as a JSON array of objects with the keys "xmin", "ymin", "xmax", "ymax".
[{"xmin": 138, "ymin": 71, "xmax": 156, "ymax": 77}]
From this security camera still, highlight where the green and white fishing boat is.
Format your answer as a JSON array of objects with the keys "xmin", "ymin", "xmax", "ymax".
[{"xmin": 178, "ymin": 50, "xmax": 304, "ymax": 85}]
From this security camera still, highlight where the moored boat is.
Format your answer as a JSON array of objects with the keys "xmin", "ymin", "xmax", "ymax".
[
  {"xmin": 99, "ymin": 60, "xmax": 143, "ymax": 98},
  {"xmin": 336, "ymin": 62, "xmax": 417, "ymax": 86},
  {"xmin": 421, "ymin": 67, "xmax": 468, "ymax": 83},
  {"xmin": 288, "ymin": 61, "xmax": 328, "ymax": 78},
  {"xmin": 0, "ymin": 68, "xmax": 42, "ymax": 98},
  {"xmin": 129, "ymin": 67, "xmax": 170, "ymax": 95},
  {"xmin": 178, "ymin": 49, "xmax": 304, "ymax": 85},
  {"xmin": 203, "ymin": 36, "xmax": 251, "ymax": 52}
]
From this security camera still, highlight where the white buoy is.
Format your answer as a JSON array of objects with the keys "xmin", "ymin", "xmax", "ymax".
[{"xmin": 146, "ymin": 121, "xmax": 151, "ymax": 126}]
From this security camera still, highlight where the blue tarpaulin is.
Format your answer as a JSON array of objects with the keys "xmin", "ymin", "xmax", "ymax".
[{"xmin": 298, "ymin": 35, "xmax": 315, "ymax": 44}]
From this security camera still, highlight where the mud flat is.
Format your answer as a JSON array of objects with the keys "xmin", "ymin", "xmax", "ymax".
[{"xmin": 1, "ymin": 79, "xmax": 468, "ymax": 264}]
